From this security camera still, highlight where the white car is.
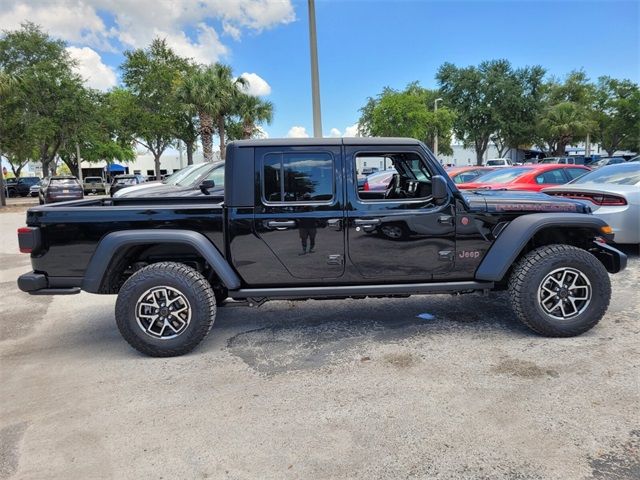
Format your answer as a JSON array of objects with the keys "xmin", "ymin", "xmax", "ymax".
[{"xmin": 483, "ymin": 158, "xmax": 514, "ymax": 168}]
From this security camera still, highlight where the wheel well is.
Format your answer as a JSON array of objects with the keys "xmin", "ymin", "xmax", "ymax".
[
  {"xmin": 496, "ymin": 226, "xmax": 600, "ymax": 288},
  {"xmin": 98, "ymin": 243, "xmax": 225, "ymax": 296}
]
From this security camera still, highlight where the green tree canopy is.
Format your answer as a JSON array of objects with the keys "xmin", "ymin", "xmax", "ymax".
[
  {"xmin": 358, "ymin": 82, "xmax": 456, "ymax": 156},
  {"xmin": 121, "ymin": 38, "xmax": 190, "ymax": 177},
  {"xmin": 592, "ymin": 76, "xmax": 640, "ymax": 156},
  {"xmin": 0, "ymin": 23, "xmax": 85, "ymax": 176}
]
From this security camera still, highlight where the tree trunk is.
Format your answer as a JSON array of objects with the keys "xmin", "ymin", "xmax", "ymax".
[
  {"xmin": 200, "ymin": 111, "xmax": 214, "ymax": 162},
  {"xmin": 154, "ymin": 154, "xmax": 161, "ymax": 180},
  {"xmin": 217, "ymin": 115, "xmax": 226, "ymax": 160},
  {"xmin": 605, "ymin": 147, "xmax": 615, "ymax": 157},
  {"xmin": 242, "ymin": 119, "xmax": 253, "ymax": 139},
  {"xmin": 475, "ymin": 138, "xmax": 489, "ymax": 166},
  {"xmin": 186, "ymin": 141, "xmax": 194, "ymax": 165}
]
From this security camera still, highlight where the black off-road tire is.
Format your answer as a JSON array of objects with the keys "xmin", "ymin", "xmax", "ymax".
[
  {"xmin": 115, "ymin": 262, "xmax": 216, "ymax": 357},
  {"xmin": 509, "ymin": 244, "xmax": 610, "ymax": 337}
]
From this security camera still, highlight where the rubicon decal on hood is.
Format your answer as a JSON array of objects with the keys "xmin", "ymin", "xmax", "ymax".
[{"xmin": 494, "ymin": 203, "xmax": 578, "ymax": 212}]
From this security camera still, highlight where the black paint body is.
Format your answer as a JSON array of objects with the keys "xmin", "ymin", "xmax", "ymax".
[{"xmin": 21, "ymin": 138, "xmax": 615, "ymax": 296}]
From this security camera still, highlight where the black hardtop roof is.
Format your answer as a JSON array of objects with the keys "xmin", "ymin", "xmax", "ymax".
[{"xmin": 230, "ymin": 137, "xmax": 423, "ymax": 148}]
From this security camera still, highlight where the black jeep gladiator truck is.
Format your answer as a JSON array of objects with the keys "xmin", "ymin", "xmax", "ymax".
[{"xmin": 17, "ymin": 138, "xmax": 627, "ymax": 356}]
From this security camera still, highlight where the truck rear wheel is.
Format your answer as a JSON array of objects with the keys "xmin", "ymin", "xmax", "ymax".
[
  {"xmin": 115, "ymin": 262, "xmax": 216, "ymax": 357},
  {"xmin": 509, "ymin": 244, "xmax": 610, "ymax": 337}
]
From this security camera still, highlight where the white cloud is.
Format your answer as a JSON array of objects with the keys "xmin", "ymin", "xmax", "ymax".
[
  {"xmin": 328, "ymin": 128, "xmax": 341, "ymax": 138},
  {"xmin": 238, "ymin": 72, "xmax": 271, "ymax": 96},
  {"xmin": 0, "ymin": 1, "xmax": 113, "ymax": 51},
  {"xmin": 287, "ymin": 126, "xmax": 309, "ymax": 138},
  {"xmin": 66, "ymin": 46, "xmax": 117, "ymax": 91},
  {"xmin": 343, "ymin": 123, "xmax": 361, "ymax": 137},
  {"xmin": 0, "ymin": 1, "xmax": 296, "ymax": 64}
]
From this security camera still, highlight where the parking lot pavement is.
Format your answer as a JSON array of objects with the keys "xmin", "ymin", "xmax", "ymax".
[{"xmin": 1, "ymin": 210, "xmax": 638, "ymax": 480}]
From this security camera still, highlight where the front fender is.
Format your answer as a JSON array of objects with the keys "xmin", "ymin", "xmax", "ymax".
[{"xmin": 475, "ymin": 213, "xmax": 612, "ymax": 282}]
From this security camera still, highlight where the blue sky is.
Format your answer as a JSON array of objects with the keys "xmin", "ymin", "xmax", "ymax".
[{"xmin": 2, "ymin": 0, "xmax": 639, "ymax": 140}]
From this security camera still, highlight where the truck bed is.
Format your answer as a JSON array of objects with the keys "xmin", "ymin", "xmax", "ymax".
[{"xmin": 26, "ymin": 196, "xmax": 225, "ymax": 278}]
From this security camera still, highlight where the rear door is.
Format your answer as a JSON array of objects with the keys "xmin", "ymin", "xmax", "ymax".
[{"xmin": 253, "ymin": 145, "xmax": 346, "ymax": 281}]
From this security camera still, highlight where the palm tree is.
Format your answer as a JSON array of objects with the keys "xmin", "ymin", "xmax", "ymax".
[
  {"xmin": 235, "ymin": 94, "xmax": 274, "ymax": 139},
  {"xmin": 178, "ymin": 63, "xmax": 245, "ymax": 162},
  {"xmin": 538, "ymin": 102, "xmax": 593, "ymax": 156}
]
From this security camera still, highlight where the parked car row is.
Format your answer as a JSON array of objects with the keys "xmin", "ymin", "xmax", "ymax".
[{"xmin": 450, "ymin": 162, "xmax": 640, "ymax": 244}]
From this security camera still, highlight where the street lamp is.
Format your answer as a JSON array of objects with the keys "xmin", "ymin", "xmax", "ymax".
[
  {"xmin": 308, "ymin": 0, "xmax": 322, "ymax": 138},
  {"xmin": 433, "ymin": 98, "xmax": 443, "ymax": 159}
]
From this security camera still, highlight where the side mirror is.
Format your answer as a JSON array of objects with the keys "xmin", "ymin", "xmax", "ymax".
[
  {"xmin": 200, "ymin": 179, "xmax": 215, "ymax": 195},
  {"xmin": 432, "ymin": 175, "xmax": 448, "ymax": 203}
]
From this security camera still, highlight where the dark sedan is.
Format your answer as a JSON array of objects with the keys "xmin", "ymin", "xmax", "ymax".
[
  {"xmin": 39, "ymin": 176, "xmax": 84, "ymax": 204},
  {"xmin": 113, "ymin": 162, "xmax": 224, "ymax": 198},
  {"xmin": 109, "ymin": 174, "xmax": 147, "ymax": 197}
]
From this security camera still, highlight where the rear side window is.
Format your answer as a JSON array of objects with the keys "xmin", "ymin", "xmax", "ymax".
[
  {"xmin": 565, "ymin": 168, "xmax": 587, "ymax": 180},
  {"xmin": 535, "ymin": 169, "xmax": 568, "ymax": 184},
  {"xmin": 263, "ymin": 152, "xmax": 334, "ymax": 202}
]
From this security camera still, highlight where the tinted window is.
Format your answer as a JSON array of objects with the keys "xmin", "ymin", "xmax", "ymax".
[
  {"xmin": 50, "ymin": 178, "xmax": 78, "ymax": 186},
  {"xmin": 572, "ymin": 164, "xmax": 640, "ymax": 185},
  {"xmin": 204, "ymin": 166, "xmax": 224, "ymax": 187},
  {"xmin": 114, "ymin": 177, "xmax": 137, "ymax": 185},
  {"xmin": 565, "ymin": 168, "xmax": 588, "ymax": 180},
  {"xmin": 474, "ymin": 168, "xmax": 532, "ymax": 183},
  {"xmin": 535, "ymin": 169, "xmax": 568, "ymax": 184},
  {"xmin": 263, "ymin": 153, "xmax": 333, "ymax": 202}
]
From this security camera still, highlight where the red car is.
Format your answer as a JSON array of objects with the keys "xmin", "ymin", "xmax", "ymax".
[
  {"xmin": 446, "ymin": 166, "xmax": 495, "ymax": 184},
  {"xmin": 457, "ymin": 164, "xmax": 590, "ymax": 192}
]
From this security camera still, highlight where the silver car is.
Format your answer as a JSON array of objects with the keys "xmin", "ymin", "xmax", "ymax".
[{"xmin": 543, "ymin": 163, "xmax": 640, "ymax": 244}]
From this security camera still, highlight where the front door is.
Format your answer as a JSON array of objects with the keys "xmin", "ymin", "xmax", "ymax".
[
  {"xmin": 253, "ymin": 146, "xmax": 345, "ymax": 282},
  {"xmin": 346, "ymin": 146, "xmax": 456, "ymax": 281}
]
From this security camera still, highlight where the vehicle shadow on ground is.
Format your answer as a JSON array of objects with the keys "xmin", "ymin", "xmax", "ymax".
[{"xmin": 4, "ymin": 292, "xmax": 533, "ymax": 364}]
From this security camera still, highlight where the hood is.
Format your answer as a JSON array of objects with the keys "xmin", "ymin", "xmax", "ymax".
[
  {"xmin": 460, "ymin": 190, "xmax": 591, "ymax": 214},
  {"xmin": 114, "ymin": 183, "xmax": 224, "ymax": 198}
]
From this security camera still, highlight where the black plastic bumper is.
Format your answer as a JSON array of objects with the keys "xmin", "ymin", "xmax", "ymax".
[
  {"xmin": 18, "ymin": 272, "xmax": 81, "ymax": 295},
  {"xmin": 591, "ymin": 241, "xmax": 627, "ymax": 273}
]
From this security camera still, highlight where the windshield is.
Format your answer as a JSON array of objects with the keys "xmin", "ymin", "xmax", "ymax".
[
  {"xmin": 485, "ymin": 159, "xmax": 506, "ymax": 166},
  {"xmin": 175, "ymin": 163, "xmax": 220, "ymax": 187},
  {"xmin": 163, "ymin": 164, "xmax": 207, "ymax": 185},
  {"xmin": 473, "ymin": 167, "xmax": 532, "ymax": 183},
  {"xmin": 51, "ymin": 178, "xmax": 78, "ymax": 185},
  {"xmin": 85, "ymin": 177, "xmax": 102, "ymax": 183},
  {"xmin": 540, "ymin": 158, "xmax": 559, "ymax": 163},
  {"xmin": 114, "ymin": 177, "xmax": 136, "ymax": 185},
  {"xmin": 570, "ymin": 164, "xmax": 640, "ymax": 185}
]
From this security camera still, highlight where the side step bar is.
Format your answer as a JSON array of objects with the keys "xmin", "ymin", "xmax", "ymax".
[{"xmin": 229, "ymin": 281, "xmax": 494, "ymax": 300}]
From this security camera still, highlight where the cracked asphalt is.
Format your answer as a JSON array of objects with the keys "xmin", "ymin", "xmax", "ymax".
[{"xmin": 1, "ymin": 210, "xmax": 638, "ymax": 479}]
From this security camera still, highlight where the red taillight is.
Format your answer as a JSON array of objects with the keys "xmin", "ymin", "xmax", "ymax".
[
  {"xmin": 17, "ymin": 226, "xmax": 41, "ymax": 254},
  {"xmin": 363, "ymin": 181, "xmax": 370, "ymax": 191},
  {"xmin": 549, "ymin": 192, "xmax": 627, "ymax": 206}
]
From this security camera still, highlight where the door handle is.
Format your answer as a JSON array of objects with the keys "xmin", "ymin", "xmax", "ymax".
[
  {"xmin": 267, "ymin": 220, "xmax": 296, "ymax": 230},
  {"xmin": 354, "ymin": 218, "xmax": 381, "ymax": 227},
  {"xmin": 438, "ymin": 215, "xmax": 454, "ymax": 225}
]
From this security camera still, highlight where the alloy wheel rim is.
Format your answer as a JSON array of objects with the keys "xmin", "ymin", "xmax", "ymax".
[
  {"xmin": 537, "ymin": 267, "xmax": 592, "ymax": 320},
  {"xmin": 135, "ymin": 286, "xmax": 192, "ymax": 339}
]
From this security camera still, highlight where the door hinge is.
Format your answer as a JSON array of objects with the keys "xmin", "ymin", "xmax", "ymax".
[
  {"xmin": 438, "ymin": 250, "xmax": 454, "ymax": 261},
  {"xmin": 438, "ymin": 215, "xmax": 454, "ymax": 225}
]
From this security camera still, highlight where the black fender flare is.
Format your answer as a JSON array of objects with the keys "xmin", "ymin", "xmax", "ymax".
[
  {"xmin": 82, "ymin": 229, "xmax": 241, "ymax": 293},
  {"xmin": 475, "ymin": 213, "xmax": 609, "ymax": 282}
]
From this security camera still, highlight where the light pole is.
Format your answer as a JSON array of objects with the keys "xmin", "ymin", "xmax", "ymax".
[
  {"xmin": 433, "ymin": 98, "xmax": 443, "ymax": 159},
  {"xmin": 308, "ymin": 0, "xmax": 322, "ymax": 138}
]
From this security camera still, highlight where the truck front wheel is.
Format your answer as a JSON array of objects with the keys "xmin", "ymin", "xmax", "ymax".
[
  {"xmin": 115, "ymin": 262, "xmax": 216, "ymax": 356},
  {"xmin": 509, "ymin": 244, "xmax": 610, "ymax": 337}
]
